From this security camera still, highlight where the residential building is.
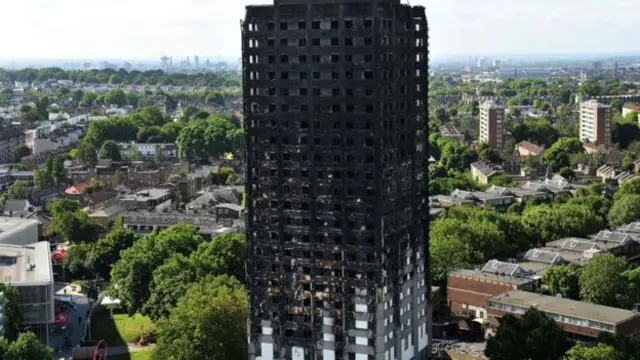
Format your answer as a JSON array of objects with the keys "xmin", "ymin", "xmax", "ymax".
[
  {"xmin": 428, "ymin": 195, "xmax": 474, "ymax": 218},
  {"xmin": 0, "ymin": 242, "xmax": 55, "ymax": 342},
  {"xmin": 520, "ymin": 179, "xmax": 575, "ymax": 199},
  {"xmin": 488, "ymin": 290, "xmax": 640, "ymax": 339},
  {"xmin": 484, "ymin": 185, "xmax": 551, "ymax": 204},
  {"xmin": 0, "ymin": 127, "xmax": 25, "ymax": 164},
  {"xmin": 470, "ymin": 160, "xmax": 503, "ymax": 185},
  {"xmin": 118, "ymin": 188, "xmax": 173, "ymax": 210},
  {"xmin": 515, "ymin": 141, "xmax": 544, "ymax": 157},
  {"xmin": 123, "ymin": 203, "xmax": 244, "ymax": 239},
  {"xmin": 450, "ymin": 189, "xmax": 514, "ymax": 212},
  {"xmin": 0, "ymin": 217, "xmax": 40, "ymax": 246},
  {"xmin": 622, "ymin": 103, "xmax": 640, "ymax": 119},
  {"xmin": 24, "ymin": 126, "xmax": 83, "ymax": 155},
  {"xmin": 88, "ymin": 204, "xmax": 125, "ymax": 227},
  {"xmin": 243, "ymin": 1, "xmax": 430, "ymax": 359},
  {"xmin": 479, "ymin": 101, "xmax": 504, "ymax": 150},
  {"xmin": 117, "ymin": 142, "xmax": 178, "ymax": 161},
  {"xmin": 447, "ymin": 261, "xmax": 537, "ymax": 326},
  {"xmin": 579, "ymin": 100, "xmax": 611, "ymax": 147},
  {"xmin": 439, "ymin": 124, "xmax": 465, "ymax": 142}
]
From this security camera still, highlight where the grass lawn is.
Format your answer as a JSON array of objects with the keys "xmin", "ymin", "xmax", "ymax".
[
  {"xmin": 108, "ymin": 350, "xmax": 153, "ymax": 360},
  {"xmin": 90, "ymin": 309, "xmax": 155, "ymax": 346}
]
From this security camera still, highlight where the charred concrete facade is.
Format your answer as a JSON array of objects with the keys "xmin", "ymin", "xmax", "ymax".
[{"xmin": 242, "ymin": 0, "xmax": 429, "ymax": 359}]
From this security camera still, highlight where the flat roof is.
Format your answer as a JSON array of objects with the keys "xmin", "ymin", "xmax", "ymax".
[
  {"xmin": 0, "ymin": 217, "xmax": 38, "ymax": 241},
  {"xmin": 120, "ymin": 188, "xmax": 171, "ymax": 202},
  {"xmin": 449, "ymin": 269, "xmax": 534, "ymax": 286},
  {"xmin": 490, "ymin": 290, "xmax": 637, "ymax": 325},
  {"xmin": 0, "ymin": 242, "xmax": 53, "ymax": 286},
  {"xmin": 89, "ymin": 204, "xmax": 124, "ymax": 218}
]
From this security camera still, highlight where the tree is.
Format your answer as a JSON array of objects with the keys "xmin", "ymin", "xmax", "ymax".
[
  {"xmin": 77, "ymin": 141, "xmax": 98, "ymax": 166},
  {"xmin": 485, "ymin": 307, "xmax": 570, "ymax": 360},
  {"xmin": 12, "ymin": 145, "xmax": 31, "ymax": 159},
  {"xmin": 542, "ymin": 137, "xmax": 584, "ymax": 171},
  {"xmin": 54, "ymin": 211, "xmax": 100, "ymax": 244},
  {"xmin": 4, "ymin": 332, "xmax": 53, "ymax": 359},
  {"xmin": 154, "ymin": 148, "xmax": 165, "ymax": 164},
  {"xmin": 558, "ymin": 167, "xmax": 576, "ymax": 182},
  {"xmin": 104, "ymin": 89, "xmax": 127, "ymax": 107},
  {"xmin": 34, "ymin": 168, "xmax": 54, "ymax": 189},
  {"xmin": 72, "ymin": 89, "xmax": 84, "ymax": 103},
  {"xmin": 62, "ymin": 244, "xmax": 93, "ymax": 278},
  {"xmin": 98, "ymin": 140, "xmax": 122, "ymax": 161},
  {"xmin": 608, "ymin": 194, "xmax": 640, "ymax": 227},
  {"xmin": 114, "ymin": 169, "xmax": 123, "ymax": 185},
  {"xmin": 0, "ymin": 284, "xmax": 21, "ymax": 341},
  {"xmin": 521, "ymin": 203, "xmax": 605, "ymax": 244},
  {"xmin": 79, "ymin": 92, "xmax": 98, "ymax": 107},
  {"xmin": 49, "ymin": 198, "xmax": 80, "ymax": 217},
  {"xmin": 190, "ymin": 233, "xmax": 246, "ymax": 282},
  {"xmin": 86, "ymin": 228, "xmax": 137, "ymax": 280},
  {"xmin": 563, "ymin": 343, "xmax": 619, "ymax": 360},
  {"xmin": 580, "ymin": 254, "xmax": 628, "ymax": 307},
  {"xmin": 615, "ymin": 177, "xmax": 640, "ymax": 200},
  {"xmin": 543, "ymin": 264, "xmax": 581, "ymax": 300},
  {"xmin": 51, "ymin": 155, "xmax": 66, "ymax": 185},
  {"xmin": 144, "ymin": 254, "xmax": 196, "ymax": 321},
  {"xmin": 153, "ymin": 276, "xmax": 248, "ymax": 360},
  {"xmin": 110, "ymin": 225, "xmax": 204, "ymax": 315}
]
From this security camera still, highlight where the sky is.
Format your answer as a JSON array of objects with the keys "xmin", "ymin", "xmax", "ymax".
[{"xmin": 1, "ymin": 0, "xmax": 639, "ymax": 59}]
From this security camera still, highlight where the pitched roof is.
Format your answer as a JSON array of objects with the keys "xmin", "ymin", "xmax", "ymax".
[
  {"xmin": 516, "ymin": 141, "xmax": 545, "ymax": 156},
  {"xmin": 471, "ymin": 160, "xmax": 503, "ymax": 177}
]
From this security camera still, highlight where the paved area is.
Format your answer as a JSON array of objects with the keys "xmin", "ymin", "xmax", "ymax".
[{"xmin": 51, "ymin": 283, "xmax": 92, "ymax": 360}]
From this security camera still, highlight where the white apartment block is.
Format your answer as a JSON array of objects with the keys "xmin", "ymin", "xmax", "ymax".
[{"xmin": 580, "ymin": 100, "xmax": 611, "ymax": 147}]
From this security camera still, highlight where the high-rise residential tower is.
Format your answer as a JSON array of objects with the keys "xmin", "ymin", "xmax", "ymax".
[
  {"xmin": 242, "ymin": 0, "xmax": 429, "ymax": 359},
  {"xmin": 579, "ymin": 100, "xmax": 611, "ymax": 147},
  {"xmin": 478, "ymin": 101, "xmax": 504, "ymax": 150}
]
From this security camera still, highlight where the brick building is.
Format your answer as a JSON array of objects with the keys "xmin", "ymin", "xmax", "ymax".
[
  {"xmin": 447, "ymin": 261, "xmax": 538, "ymax": 322},
  {"xmin": 488, "ymin": 290, "xmax": 640, "ymax": 339}
]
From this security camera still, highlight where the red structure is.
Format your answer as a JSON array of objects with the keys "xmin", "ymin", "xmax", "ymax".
[{"xmin": 93, "ymin": 340, "xmax": 107, "ymax": 360}]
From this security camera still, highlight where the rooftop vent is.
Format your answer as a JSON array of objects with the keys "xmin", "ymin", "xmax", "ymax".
[{"xmin": 25, "ymin": 263, "xmax": 35, "ymax": 271}]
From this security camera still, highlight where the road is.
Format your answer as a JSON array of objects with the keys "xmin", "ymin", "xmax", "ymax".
[{"xmin": 51, "ymin": 283, "xmax": 92, "ymax": 360}]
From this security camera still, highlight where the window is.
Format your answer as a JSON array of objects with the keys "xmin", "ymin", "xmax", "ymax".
[
  {"xmin": 281, "ymin": 72, "xmax": 289, "ymax": 80},
  {"xmin": 312, "ymin": 21, "xmax": 320, "ymax": 29},
  {"xmin": 268, "ymin": 72, "xmax": 276, "ymax": 80},
  {"xmin": 364, "ymin": 19, "xmax": 372, "ymax": 28},
  {"xmin": 267, "ymin": 22, "xmax": 275, "ymax": 31},
  {"xmin": 313, "ymin": 72, "xmax": 320, "ymax": 79},
  {"xmin": 280, "ymin": 22, "xmax": 288, "ymax": 30},
  {"xmin": 331, "ymin": 20, "xmax": 339, "ymax": 29},
  {"xmin": 299, "ymin": 38, "xmax": 307, "ymax": 47},
  {"xmin": 268, "ymin": 38, "xmax": 275, "ymax": 47},
  {"xmin": 268, "ymin": 55, "xmax": 275, "ymax": 64},
  {"xmin": 298, "ymin": 21, "xmax": 306, "ymax": 29},
  {"xmin": 331, "ymin": 38, "xmax": 339, "ymax": 46},
  {"xmin": 331, "ymin": 54, "xmax": 340, "ymax": 63},
  {"xmin": 299, "ymin": 55, "xmax": 307, "ymax": 63},
  {"xmin": 300, "ymin": 72, "xmax": 307, "ymax": 80},
  {"xmin": 345, "ymin": 20, "xmax": 353, "ymax": 28},
  {"xmin": 312, "ymin": 38, "xmax": 320, "ymax": 46},
  {"xmin": 281, "ymin": 55, "xmax": 289, "ymax": 63},
  {"xmin": 300, "ymin": 88, "xmax": 308, "ymax": 96},
  {"xmin": 345, "ymin": 38, "xmax": 353, "ymax": 46},
  {"xmin": 280, "ymin": 38, "xmax": 288, "ymax": 46}
]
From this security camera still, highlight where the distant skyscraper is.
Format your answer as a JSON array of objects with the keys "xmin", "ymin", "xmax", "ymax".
[
  {"xmin": 194, "ymin": 55, "xmax": 200, "ymax": 70},
  {"xmin": 580, "ymin": 100, "xmax": 611, "ymax": 147},
  {"xmin": 479, "ymin": 101, "xmax": 504, "ymax": 150},
  {"xmin": 242, "ymin": 0, "xmax": 430, "ymax": 359}
]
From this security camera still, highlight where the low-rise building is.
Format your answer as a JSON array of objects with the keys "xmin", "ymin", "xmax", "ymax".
[
  {"xmin": 119, "ymin": 188, "xmax": 173, "ymax": 210},
  {"xmin": 118, "ymin": 142, "xmax": 178, "ymax": 161},
  {"xmin": 439, "ymin": 124, "xmax": 465, "ymax": 142},
  {"xmin": 0, "ymin": 242, "xmax": 55, "ymax": 339},
  {"xmin": 470, "ymin": 160, "xmax": 504, "ymax": 185},
  {"xmin": 484, "ymin": 185, "xmax": 550, "ymax": 204},
  {"xmin": 622, "ymin": 103, "xmax": 640, "ymax": 119},
  {"xmin": 88, "ymin": 204, "xmax": 124, "ymax": 227},
  {"xmin": 448, "ymin": 260, "xmax": 538, "ymax": 325},
  {"xmin": 521, "ymin": 179, "xmax": 575, "ymax": 199},
  {"xmin": 488, "ymin": 290, "xmax": 640, "ymax": 339},
  {"xmin": 0, "ymin": 217, "xmax": 40, "ymax": 245},
  {"xmin": 450, "ymin": 189, "xmax": 514, "ymax": 212},
  {"xmin": 515, "ymin": 141, "xmax": 545, "ymax": 157},
  {"xmin": 0, "ymin": 127, "xmax": 25, "ymax": 164}
]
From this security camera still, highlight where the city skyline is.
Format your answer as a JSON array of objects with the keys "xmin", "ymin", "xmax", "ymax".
[{"xmin": 2, "ymin": 0, "xmax": 639, "ymax": 59}]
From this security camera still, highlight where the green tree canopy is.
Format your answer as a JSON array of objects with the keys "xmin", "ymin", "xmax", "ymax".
[
  {"xmin": 86, "ymin": 228, "xmax": 137, "ymax": 280},
  {"xmin": 608, "ymin": 194, "xmax": 640, "ymax": 227},
  {"xmin": 98, "ymin": 140, "xmax": 122, "ymax": 161},
  {"xmin": 563, "ymin": 343, "xmax": 619, "ymax": 360},
  {"xmin": 580, "ymin": 254, "xmax": 628, "ymax": 307},
  {"xmin": 485, "ymin": 307, "xmax": 570, "ymax": 360},
  {"xmin": 153, "ymin": 275, "xmax": 248, "ymax": 360},
  {"xmin": 109, "ymin": 225, "xmax": 204, "ymax": 315},
  {"xmin": 542, "ymin": 264, "xmax": 582, "ymax": 300}
]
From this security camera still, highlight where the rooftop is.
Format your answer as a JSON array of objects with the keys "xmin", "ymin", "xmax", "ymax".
[
  {"xmin": 89, "ymin": 204, "xmax": 124, "ymax": 218},
  {"xmin": 450, "ymin": 267, "xmax": 535, "ymax": 286},
  {"xmin": 120, "ymin": 188, "xmax": 172, "ymax": 202},
  {"xmin": 618, "ymin": 222, "xmax": 640, "ymax": 234},
  {"xmin": 592, "ymin": 230, "xmax": 635, "ymax": 244},
  {"xmin": 622, "ymin": 103, "xmax": 640, "ymax": 112},
  {"xmin": 471, "ymin": 160, "xmax": 503, "ymax": 177},
  {"xmin": 517, "ymin": 141, "xmax": 545, "ymax": 156},
  {"xmin": 0, "ymin": 217, "xmax": 39, "ymax": 242},
  {"xmin": 490, "ymin": 290, "xmax": 638, "ymax": 325},
  {"xmin": 0, "ymin": 242, "xmax": 53, "ymax": 286}
]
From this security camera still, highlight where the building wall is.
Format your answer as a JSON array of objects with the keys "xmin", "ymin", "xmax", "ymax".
[
  {"xmin": 580, "ymin": 101, "xmax": 611, "ymax": 146},
  {"xmin": 447, "ymin": 275, "xmax": 522, "ymax": 316},
  {"xmin": 479, "ymin": 103, "xmax": 504, "ymax": 150},
  {"xmin": 243, "ymin": 1, "xmax": 429, "ymax": 359},
  {"xmin": 0, "ymin": 222, "xmax": 39, "ymax": 246}
]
